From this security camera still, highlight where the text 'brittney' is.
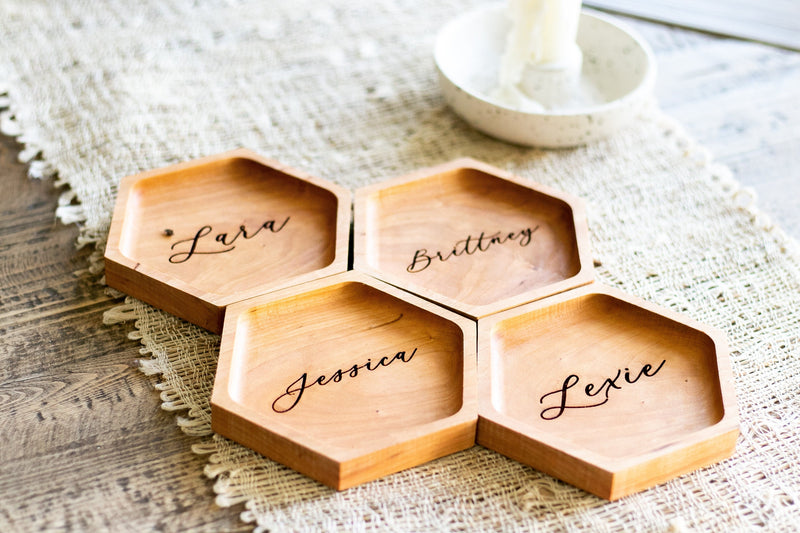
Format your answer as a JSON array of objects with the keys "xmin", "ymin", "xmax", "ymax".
[
  {"xmin": 406, "ymin": 225, "xmax": 540, "ymax": 273},
  {"xmin": 538, "ymin": 360, "xmax": 666, "ymax": 420},
  {"xmin": 271, "ymin": 348, "xmax": 418, "ymax": 413},
  {"xmin": 168, "ymin": 216, "xmax": 290, "ymax": 264}
]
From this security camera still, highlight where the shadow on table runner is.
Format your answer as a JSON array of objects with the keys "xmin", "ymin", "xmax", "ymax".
[{"xmin": 105, "ymin": 111, "xmax": 800, "ymax": 532}]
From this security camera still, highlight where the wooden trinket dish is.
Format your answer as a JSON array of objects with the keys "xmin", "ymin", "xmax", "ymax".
[
  {"xmin": 353, "ymin": 158, "xmax": 593, "ymax": 319},
  {"xmin": 476, "ymin": 284, "xmax": 739, "ymax": 500},
  {"xmin": 210, "ymin": 271, "xmax": 478, "ymax": 490},
  {"xmin": 104, "ymin": 149, "xmax": 350, "ymax": 333}
]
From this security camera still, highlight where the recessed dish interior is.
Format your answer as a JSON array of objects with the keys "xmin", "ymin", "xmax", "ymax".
[
  {"xmin": 228, "ymin": 281, "xmax": 465, "ymax": 449},
  {"xmin": 578, "ymin": 13, "xmax": 652, "ymax": 104},
  {"xmin": 119, "ymin": 157, "xmax": 338, "ymax": 298},
  {"xmin": 365, "ymin": 168, "xmax": 580, "ymax": 306},
  {"xmin": 490, "ymin": 293, "xmax": 725, "ymax": 459},
  {"xmin": 435, "ymin": 7, "xmax": 651, "ymax": 111}
]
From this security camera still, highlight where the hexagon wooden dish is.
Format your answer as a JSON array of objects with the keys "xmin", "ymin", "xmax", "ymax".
[
  {"xmin": 211, "ymin": 270, "xmax": 478, "ymax": 490},
  {"xmin": 354, "ymin": 158, "xmax": 593, "ymax": 319},
  {"xmin": 104, "ymin": 149, "xmax": 350, "ymax": 333},
  {"xmin": 477, "ymin": 284, "xmax": 739, "ymax": 500}
]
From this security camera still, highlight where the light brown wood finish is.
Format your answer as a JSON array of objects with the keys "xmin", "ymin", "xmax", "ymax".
[
  {"xmin": 211, "ymin": 271, "xmax": 478, "ymax": 490},
  {"xmin": 477, "ymin": 284, "xmax": 739, "ymax": 500},
  {"xmin": 1, "ymin": 10, "xmax": 798, "ymax": 531},
  {"xmin": 105, "ymin": 149, "xmax": 351, "ymax": 333},
  {"xmin": 354, "ymin": 159, "xmax": 594, "ymax": 319}
]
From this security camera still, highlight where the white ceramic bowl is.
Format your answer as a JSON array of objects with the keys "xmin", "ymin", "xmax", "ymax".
[{"xmin": 434, "ymin": 5, "xmax": 656, "ymax": 148}]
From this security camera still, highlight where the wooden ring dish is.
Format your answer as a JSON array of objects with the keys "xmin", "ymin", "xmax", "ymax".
[
  {"xmin": 354, "ymin": 158, "xmax": 594, "ymax": 319},
  {"xmin": 104, "ymin": 153, "xmax": 738, "ymax": 495},
  {"xmin": 211, "ymin": 270, "xmax": 478, "ymax": 490},
  {"xmin": 476, "ymin": 284, "xmax": 739, "ymax": 500},
  {"xmin": 104, "ymin": 149, "xmax": 350, "ymax": 333}
]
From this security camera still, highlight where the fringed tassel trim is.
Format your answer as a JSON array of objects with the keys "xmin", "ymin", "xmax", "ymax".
[
  {"xmin": 656, "ymin": 112, "xmax": 800, "ymax": 265},
  {"xmin": 102, "ymin": 302, "xmax": 138, "ymax": 325}
]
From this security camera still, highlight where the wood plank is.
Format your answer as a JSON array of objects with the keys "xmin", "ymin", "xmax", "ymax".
[
  {"xmin": 634, "ymin": 18, "xmax": 800, "ymax": 239},
  {"xmin": 0, "ymin": 429, "xmax": 246, "ymax": 531},
  {"xmin": 0, "ymin": 134, "xmax": 243, "ymax": 532},
  {"xmin": 585, "ymin": 0, "xmax": 800, "ymax": 50},
  {"xmin": 1, "ymin": 362, "xmax": 161, "ymax": 463}
]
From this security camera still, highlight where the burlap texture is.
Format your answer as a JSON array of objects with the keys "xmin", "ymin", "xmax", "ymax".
[{"xmin": 2, "ymin": 0, "xmax": 799, "ymax": 530}]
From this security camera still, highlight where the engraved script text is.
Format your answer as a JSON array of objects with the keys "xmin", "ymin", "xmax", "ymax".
[
  {"xmin": 168, "ymin": 216, "xmax": 290, "ymax": 264},
  {"xmin": 271, "ymin": 348, "xmax": 418, "ymax": 413},
  {"xmin": 406, "ymin": 225, "xmax": 539, "ymax": 273},
  {"xmin": 538, "ymin": 360, "xmax": 666, "ymax": 420}
]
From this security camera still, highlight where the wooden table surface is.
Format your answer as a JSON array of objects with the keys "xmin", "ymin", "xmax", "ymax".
[{"xmin": 1, "ymin": 12, "xmax": 798, "ymax": 532}]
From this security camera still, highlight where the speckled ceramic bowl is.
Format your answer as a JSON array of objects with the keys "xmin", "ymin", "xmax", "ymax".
[{"xmin": 434, "ymin": 5, "xmax": 656, "ymax": 148}]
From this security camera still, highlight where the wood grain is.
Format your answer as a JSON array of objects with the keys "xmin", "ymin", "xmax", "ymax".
[
  {"xmin": 476, "ymin": 284, "xmax": 739, "ymax": 500},
  {"xmin": 0, "ymin": 11, "xmax": 798, "ymax": 531},
  {"xmin": 354, "ymin": 159, "xmax": 594, "ymax": 319},
  {"xmin": 105, "ymin": 149, "xmax": 351, "ymax": 333},
  {"xmin": 211, "ymin": 271, "xmax": 478, "ymax": 490},
  {"xmin": 586, "ymin": 0, "xmax": 800, "ymax": 50},
  {"xmin": 0, "ymin": 135, "xmax": 244, "ymax": 532}
]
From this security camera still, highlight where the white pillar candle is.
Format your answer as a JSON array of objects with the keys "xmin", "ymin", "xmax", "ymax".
[
  {"xmin": 498, "ymin": 0, "xmax": 581, "ymax": 87},
  {"xmin": 492, "ymin": 0, "xmax": 591, "ymax": 112}
]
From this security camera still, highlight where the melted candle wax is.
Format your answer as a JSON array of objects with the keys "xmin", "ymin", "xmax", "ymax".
[{"xmin": 490, "ymin": 0, "xmax": 606, "ymax": 112}]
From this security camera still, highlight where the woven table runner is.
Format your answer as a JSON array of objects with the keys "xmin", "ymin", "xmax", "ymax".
[{"xmin": 3, "ymin": 1, "xmax": 799, "ymax": 531}]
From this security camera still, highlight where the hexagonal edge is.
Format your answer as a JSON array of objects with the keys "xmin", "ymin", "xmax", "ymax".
[
  {"xmin": 210, "ymin": 270, "xmax": 478, "ymax": 490},
  {"xmin": 476, "ymin": 284, "xmax": 739, "ymax": 500},
  {"xmin": 225, "ymin": 150, "xmax": 353, "ymax": 298},
  {"xmin": 353, "ymin": 158, "xmax": 595, "ymax": 320},
  {"xmin": 104, "ymin": 149, "xmax": 352, "ymax": 334}
]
